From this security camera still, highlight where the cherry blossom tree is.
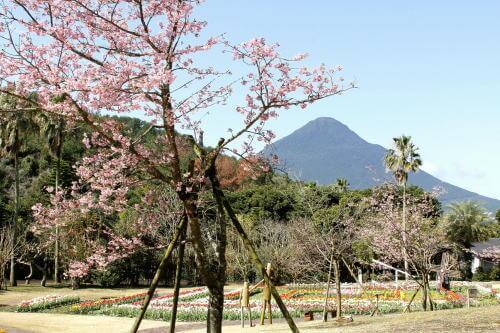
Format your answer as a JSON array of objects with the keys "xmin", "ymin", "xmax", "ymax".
[
  {"xmin": 361, "ymin": 184, "xmax": 449, "ymax": 311},
  {"xmin": 0, "ymin": 1, "xmax": 352, "ymax": 331}
]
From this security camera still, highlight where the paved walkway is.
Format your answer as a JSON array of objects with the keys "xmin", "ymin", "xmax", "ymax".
[{"xmin": 0, "ymin": 312, "xmax": 170, "ymax": 333}]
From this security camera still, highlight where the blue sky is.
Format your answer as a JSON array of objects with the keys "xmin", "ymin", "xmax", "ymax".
[{"xmin": 194, "ymin": 1, "xmax": 500, "ymax": 200}]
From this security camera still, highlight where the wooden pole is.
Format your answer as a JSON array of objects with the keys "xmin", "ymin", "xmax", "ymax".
[
  {"xmin": 130, "ymin": 213, "xmax": 187, "ymax": 333},
  {"xmin": 217, "ymin": 193, "xmax": 299, "ymax": 333},
  {"xmin": 403, "ymin": 286, "xmax": 421, "ymax": 313},
  {"xmin": 169, "ymin": 215, "xmax": 188, "ymax": 333},
  {"xmin": 341, "ymin": 258, "xmax": 375, "ymax": 308}
]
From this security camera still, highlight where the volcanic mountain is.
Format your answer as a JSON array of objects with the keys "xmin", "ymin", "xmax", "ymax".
[{"xmin": 262, "ymin": 117, "xmax": 500, "ymax": 211}]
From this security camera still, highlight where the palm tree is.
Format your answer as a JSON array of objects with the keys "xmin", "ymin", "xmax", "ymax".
[
  {"xmin": 446, "ymin": 201, "xmax": 495, "ymax": 278},
  {"xmin": 446, "ymin": 201, "xmax": 494, "ymax": 248},
  {"xmin": 384, "ymin": 135, "xmax": 422, "ymax": 279},
  {"xmin": 334, "ymin": 178, "xmax": 349, "ymax": 193},
  {"xmin": 37, "ymin": 114, "xmax": 65, "ymax": 284},
  {"xmin": 0, "ymin": 93, "xmax": 37, "ymax": 287}
]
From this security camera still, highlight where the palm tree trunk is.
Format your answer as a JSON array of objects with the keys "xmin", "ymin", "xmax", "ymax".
[
  {"xmin": 10, "ymin": 149, "xmax": 19, "ymax": 287},
  {"xmin": 403, "ymin": 182, "xmax": 409, "ymax": 280},
  {"xmin": 169, "ymin": 217, "xmax": 187, "ymax": 333}
]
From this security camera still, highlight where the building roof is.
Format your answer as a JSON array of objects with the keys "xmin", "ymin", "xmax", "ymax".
[{"xmin": 471, "ymin": 238, "xmax": 500, "ymax": 254}]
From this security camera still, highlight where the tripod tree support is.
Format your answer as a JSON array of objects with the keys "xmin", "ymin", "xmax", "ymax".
[
  {"xmin": 130, "ymin": 213, "xmax": 188, "ymax": 333},
  {"xmin": 217, "ymin": 191, "xmax": 300, "ymax": 333},
  {"xmin": 169, "ymin": 215, "xmax": 188, "ymax": 333}
]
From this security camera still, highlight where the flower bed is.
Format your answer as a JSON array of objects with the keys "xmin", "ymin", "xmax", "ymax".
[
  {"xmin": 17, "ymin": 295, "xmax": 80, "ymax": 312},
  {"xmin": 70, "ymin": 292, "xmax": 153, "ymax": 314},
  {"xmin": 148, "ymin": 287, "xmax": 208, "ymax": 306},
  {"xmin": 18, "ymin": 282, "xmax": 499, "ymax": 321}
]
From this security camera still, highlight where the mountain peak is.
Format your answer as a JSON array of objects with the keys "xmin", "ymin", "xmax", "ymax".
[
  {"xmin": 302, "ymin": 117, "xmax": 352, "ymax": 132},
  {"xmin": 285, "ymin": 117, "xmax": 366, "ymax": 148}
]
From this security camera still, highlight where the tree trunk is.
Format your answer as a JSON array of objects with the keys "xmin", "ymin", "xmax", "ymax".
[
  {"xmin": 54, "ymin": 129, "xmax": 63, "ymax": 284},
  {"xmin": 71, "ymin": 278, "xmax": 80, "ymax": 290},
  {"xmin": 334, "ymin": 259, "xmax": 342, "ymax": 319},
  {"xmin": 323, "ymin": 254, "xmax": 333, "ymax": 322},
  {"xmin": 207, "ymin": 282, "xmax": 224, "ymax": 333},
  {"xmin": 422, "ymin": 274, "xmax": 434, "ymax": 311},
  {"xmin": 130, "ymin": 213, "xmax": 188, "ymax": 333},
  {"xmin": 183, "ymin": 198, "xmax": 224, "ymax": 333},
  {"xmin": 169, "ymin": 219, "xmax": 187, "ymax": 333},
  {"xmin": 204, "ymin": 166, "xmax": 229, "ymax": 333},
  {"xmin": 403, "ymin": 183, "xmax": 409, "ymax": 280},
  {"xmin": 10, "ymin": 149, "xmax": 19, "ymax": 287},
  {"xmin": 23, "ymin": 261, "xmax": 33, "ymax": 285},
  {"xmin": 217, "ymin": 192, "xmax": 299, "ymax": 333},
  {"xmin": 421, "ymin": 277, "xmax": 428, "ymax": 311},
  {"xmin": 41, "ymin": 256, "xmax": 48, "ymax": 287},
  {"xmin": 54, "ymin": 225, "xmax": 59, "ymax": 283}
]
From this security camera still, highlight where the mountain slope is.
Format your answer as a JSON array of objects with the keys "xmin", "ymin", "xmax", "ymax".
[{"xmin": 263, "ymin": 117, "xmax": 500, "ymax": 211}]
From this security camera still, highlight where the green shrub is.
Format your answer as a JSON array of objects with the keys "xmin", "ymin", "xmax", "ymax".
[
  {"xmin": 489, "ymin": 266, "xmax": 500, "ymax": 281},
  {"xmin": 472, "ymin": 267, "xmax": 490, "ymax": 282},
  {"xmin": 92, "ymin": 262, "xmax": 128, "ymax": 287}
]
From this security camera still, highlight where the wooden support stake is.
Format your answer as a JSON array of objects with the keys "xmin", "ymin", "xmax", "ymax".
[{"xmin": 130, "ymin": 213, "xmax": 187, "ymax": 333}]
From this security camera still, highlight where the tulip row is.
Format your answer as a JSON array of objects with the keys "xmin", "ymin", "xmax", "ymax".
[
  {"xmin": 69, "ymin": 292, "xmax": 153, "ymax": 314},
  {"xmin": 17, "ymin": 295, "xmax": 80, "ymax": 312}
]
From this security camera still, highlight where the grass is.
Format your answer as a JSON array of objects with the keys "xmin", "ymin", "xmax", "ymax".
[{"xmin": 193, "ymin": 305, "xmax": 500, "ymax": 333}]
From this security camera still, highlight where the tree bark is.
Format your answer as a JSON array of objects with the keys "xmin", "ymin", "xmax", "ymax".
[
  {"xmin": 169, "ymin": 217, "xmax": 187, "ymax": 333},
  {"xmin": 207, "ymin": 282, "xmax": 224, "ymax": 333},
  {"xmin": 204, "ymin": 166, "xmax": 229, "ymax": 333},
  {"xmin": 216, "ymin": 191, "xmax": 299, "ymax": 333},
  {"xmin": 130, "ymin": 214, "xmax": 188, "ymax": 333},
  {"xmin": 421, "ymin": 277, "xmax": 428, "ymax": 311}
]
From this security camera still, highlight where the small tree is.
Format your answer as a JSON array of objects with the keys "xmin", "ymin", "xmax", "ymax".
[
  {"xmin": 362, "ymin": 184, "xmax": 448, "ymax": 311},
  {"xmin": 294, "ymin": 203, "xmax": 361, "ymax": 320}
]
